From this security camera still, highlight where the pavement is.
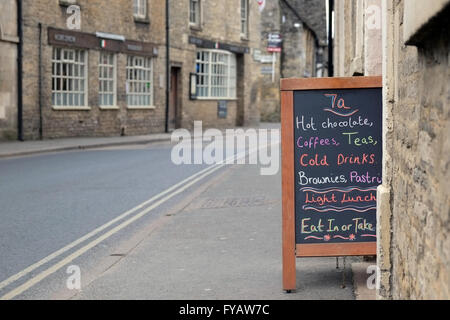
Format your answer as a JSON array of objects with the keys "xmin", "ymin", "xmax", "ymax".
[
  {"xmin": 351, "ymin": 262, "xmax": 377, "ymax": 300},
  {"xmin": 65, "ymin": 162, "xmax": 366, "ymax": 300},
  {"xmin": 0, "ymin": 123, "xmax": 282, "ymax": 159},
  {"xmin": 0, "ymin": 133, "xmax": 172, "ymax": 159},
  {"xmin": 0, "ymin": 126, "xmax": 376, "ymax": 300}
]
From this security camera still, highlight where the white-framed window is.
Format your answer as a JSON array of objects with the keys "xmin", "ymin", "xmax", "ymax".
[
  {"xmin": 99, "ymin": 52, "xmax": 117, "ymax": 107},
  {"xmin": 126, "ymin": 56, "xmax": 153, "ymax": 107},
  {"xmin": 52, "ymin": 47, "xmax": 88, "ymax": 107},
  {"xmin": 133, "ymin": 0, "xmax": 147, "ymax": 19},
  {"xmin": 240, "ymin": 0, "xmax": 249, "ymax": 38},
  {"xmin": 196, "ymin": 49, "xmax": 237, "ymax": 99},
  {"xmin": 189, "ymin": 0, "xmax": 201, "ymax": 26}
]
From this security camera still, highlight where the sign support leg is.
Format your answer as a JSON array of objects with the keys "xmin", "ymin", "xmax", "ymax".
[
  {"xmin": 281, "ymin": 90, "xmax": 296, "ymax": 292},
  {"xmin": 341, "ymin": 257, "xmax": 347, "ymax": 289},
  {"xmin": 272, "ymin": 52, "xmax": 276, "ymax": 83}
]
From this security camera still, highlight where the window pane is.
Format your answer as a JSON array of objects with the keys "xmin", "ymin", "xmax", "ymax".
[
  {"xmin": 51, "ymin": 48, "xmax": 87, "ymax": 107},
  {"xmin": 195, "ymin": 49, "xmax": 236, "ymax": 99},
  {"xmin": 241, "ymin": 0, "xmax": 248, "ymax": 35},
  {"xmin": 190, "ymin": 0, "xmax": 200, "ymax": 24},
  {"xmin": 99, "ymin": 53, "xmax": 116, "ymax": 106},
  {"xmin": 126, "ymin": 55, "xmax": 153, "ymax": 106}
]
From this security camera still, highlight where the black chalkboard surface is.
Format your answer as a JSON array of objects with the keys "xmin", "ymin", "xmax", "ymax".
[{"xmin": 293, "ymin": 88, "xmax": 382, "ymax": 244}]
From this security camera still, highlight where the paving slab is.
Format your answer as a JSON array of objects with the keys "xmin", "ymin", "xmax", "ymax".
[{"xmin": 351, "ymin": 262, "xmax": 377, "ymax": 300}]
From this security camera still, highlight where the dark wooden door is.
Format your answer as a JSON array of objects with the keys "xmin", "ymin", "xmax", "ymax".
[{"xmin": 169, "ymin": 68, "xmax": 179, "ymax": 131}]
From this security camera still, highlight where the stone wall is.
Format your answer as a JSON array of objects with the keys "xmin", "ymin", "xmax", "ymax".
[
  {"xmin": 259, "ymin": 0, "xmax": 282, "ymax": 122},
  {"xmin": 259, "ymin": 0, "xmax": 328, "ymax": 122},
  {"xmin": 334, "ymin": 0, "xmax": 449, "ymax": 299},
  {"xmin": 379, "ymin": 0, "xmax": 450, "ymax": 299},
  {"xmin": 169, "ymin": 0, "xmax": 262, "ymax": 129},
  {"xmin": 280, "ymin": 19, "xmax": 316, "ymax": 78},
  {"xmin": 21, "ymin": 0, "xmax": 166, "ymax": 139},
  {"xmin": 279, "ymin": 0, "xmax": 327, "ymax": 78},
  {"xmin": 287, "ymin": 0, "xmax": 328, "ymax": 44},
  {"xmin": 334, "ymin": 0, "xmax": 382, "ymax": 77},
  {"xmin": 0, "ymin": 0, "xmax": 19, "ymax": 140}
]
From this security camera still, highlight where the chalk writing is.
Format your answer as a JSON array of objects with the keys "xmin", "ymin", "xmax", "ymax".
[
  {"xmin": 324, "ymin": 93, "xmax": 360, "ymax": 117},
  {"xmin": 296, "ymin": 116, "xmax": 317, "ymax": 132},
  {"xmin": 297, "ymin": 136, "xmax": 340, "ymax": 149},
  {"xmin": 294, "ymin": 88, "xmax": 382, "ymax": 243}
]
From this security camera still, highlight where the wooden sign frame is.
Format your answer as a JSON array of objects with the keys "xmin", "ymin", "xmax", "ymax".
[{"xmin": 281, "ymin": 76, "xmax": 382, "ymax": 291}]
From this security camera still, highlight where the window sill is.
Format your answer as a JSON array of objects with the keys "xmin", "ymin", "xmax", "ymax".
[
  {"xmin": 240, "ymin": 35, "xmax": 249, "ymax": 42},
  {"xmin": 190, "ymin": 24, "xmax": 203, "ymax": 32},
  {"xmin": 195, "ymin": 97, "xmax": 237, "ymax": 101},
  {"xmin": 1, "ymin": 35, "xmax": 20, "ymax": 44},
  {"xmin": 134, "ymin": 16, "xmax": 150, "ymax": 25},
  {"xmin": 127, "ymin": 106, "xmax": 156, "ymax": 110},
  {"xmin": 99, "ymin": 106, "xmax": 120, "ymax": 110},
  {"xmin": 59, "ymin": 0, "xmax": 80, "ymax": 8},
  {"xmin": 52, "ymin": 106, "xmax": 91, "ymax": 111}
]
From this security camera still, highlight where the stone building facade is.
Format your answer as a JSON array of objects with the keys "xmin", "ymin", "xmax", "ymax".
[
  {"xmin": 0, "ymin": 0, "xmax": 268, "ymax": 140},
  {"xmin": 279, "ymin": 0, "xmax": 328, "ymax": 79},
  {"xmin": 258, "ymin": 0, "xmax": 282, "ymax": 122},
  {"xmin": 168, "ymin": 0, "xmax": 263, "ymax": 129},
  {"xmin": 333, "ymin": 0, "xmax": 449, "ymax": 299},
  {"xmin": 16, "ymin": 0, "xmax": 167, "ymax": 140},
  {"xmin": 333, "ymin": 0, "xmax": 383, "ymax": 77},
  {"xmin": 0, "ymin": 0, "xmax": 19, "ymax": 140},
  {"xmin": 259, "ymin": 0, "xmax": 328, "ymax": 122}
]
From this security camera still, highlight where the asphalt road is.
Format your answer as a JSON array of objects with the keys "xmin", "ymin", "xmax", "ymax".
[{"xmin": 0, "ymin": 141, "xmax": 219, "ymax": 299}]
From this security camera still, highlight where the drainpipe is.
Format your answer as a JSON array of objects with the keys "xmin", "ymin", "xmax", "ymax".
[
  {"xmin": 328, "ymin": 0, "xmax": 334, "ymax": 77},
  {"xmin": 17, "ymin": 0, "xmax": 23, "ymax": 141},
  {"xmin": 165, "ymin": 0, "xmax": 170, "ymax": 133},
  {"xmin": 38, "ymin": 23, "xmax": 43, "ymax": 139}
]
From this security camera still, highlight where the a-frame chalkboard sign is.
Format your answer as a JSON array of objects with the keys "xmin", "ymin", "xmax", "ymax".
[{"xmin": 281, "ymin": 77, "xmax": 382, "ymax": 291}]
